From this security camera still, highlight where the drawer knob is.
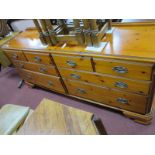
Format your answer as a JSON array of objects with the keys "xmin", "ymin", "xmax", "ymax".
[
  {"xmin": 76, "ymin": 88, "xmax": 86, "ymax": 94},
  {"xmin": 115, "ymin": 81, "xmax": 128, "ymax": 89},
  {"xmin": 112, "ymin": 66, "xmax": 128, "ymax": 74},
  {"xmin": 48, "ymin": 81, "xmax": 53, "ymax": 86},
  {"xmin": 70, "ymin": 73, "xmax": 80, "ymax": 79},
  {"xmin": 12, "ymin": 54, "xmax": 18, "ymax": 59},
  {"xmin": 34, "ymin": 56, "xmax": 41, "ymax": 62},
  {"xmin": 116, "ymin": 98, "xmax": 128, "ymax": 104},
  {"xmin": 40, "ymin": 67, "xmax": 47, "ymax": 73},
  {"xmin": 66, "ymin": 60, "xmax": 77, "ymax": 67}
]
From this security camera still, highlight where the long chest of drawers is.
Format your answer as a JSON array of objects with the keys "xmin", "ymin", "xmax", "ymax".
[{"xmin": 2, "ymin": 25, "xmax": 155, "ymax": 125}]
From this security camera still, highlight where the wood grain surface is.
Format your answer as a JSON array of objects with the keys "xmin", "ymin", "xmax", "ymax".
[
  {"xmin": 19, "ymin": 69, "xmax": 65, "ymax": 93},
  {"xmin": 24, "ymin": 52, "xmax": 54, "ymax": 65},
  {"xmin": 58, "ymin": 67, "xmax": 151, "ymax": 95},
  {"xmin": 64, "ymin": 79, "xmax": 148, "ymax": 114},
  {"xmin": 17, "ymin": 98, "xmax": 99, "ymax": 135},
  {"xmin": 5, "ymin": 50, "xmax": 27, "ymax": 61},
  {"xmin": 2, "ymin": 23, "xmax": 155, "ymax": 124},
  {"xmin": 13, "ymin": 60, "xmax": 58, "ymax": 76},
  {"xmin": 2, "ymin": 25, "xmax": 155, "ymax": 63},
  {"xmin": 93, "ymin": 58, "xmax": 153, "ymax": 81},
  {"xmin": 52, "ymin": 54, "xmax": 93, "ymax": 71}
]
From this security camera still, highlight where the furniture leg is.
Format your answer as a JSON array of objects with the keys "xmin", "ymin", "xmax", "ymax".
[
  {"xmin": 25, "ymin": 81, "xmax": 35, "ymax": 88},
  {"xmin": 123, "ymin": 110, "xmax": 153, "ymax": 125}
]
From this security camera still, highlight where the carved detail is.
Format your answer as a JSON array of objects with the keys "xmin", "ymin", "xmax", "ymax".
[{"xmin": 123, "ymin": 110, "xmax": 153, "ymax": 125}]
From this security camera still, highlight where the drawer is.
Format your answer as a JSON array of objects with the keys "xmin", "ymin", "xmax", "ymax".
[
  {"xmin": 52, "ymin": 54, "xmax": 93, "ymax": 71},
  {"xmin": 24, "ymin": 52, "xmax": 54, "ymax": 65},
  {"xmin": 34, "ymin": 72, "xmax": 65, "ymax": 93},
  {"xmin": 59, "ymin": 68, "xmax": 151, "ymax": 95},
  {"xmin": 64, "ymin": 79, "xmax": 148, "ymax": 114},
  {"xmin": 93, "ymin": 58, "xmax": 154, "ymax": 80},
  {"xmin": 18, "ymin": 69, "xmax": 35, "ymax": 83},
  {"xmin": 13, "ymin": 60, "xmax": 58, "ymax": 76},
  {"xmin": 4, "ymin": 50, "xmax": 27, "ymax": 61},
  {"xmin": 19, "ymin": 69, "xmax": 65, "ymax": 93}
]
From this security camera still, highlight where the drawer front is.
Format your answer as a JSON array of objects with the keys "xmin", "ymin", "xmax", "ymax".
[
  {"xmin": 19, "ymin": 69, "xmax": 65, "ymax": 93},
  {"xmin": 59, "ymin": 68, "xmax": 151, "ymax": 95},
  {"xmin": 18, "ymin": 69, "xmax": 35, "ymax": 83},
  {"xmin": 14, "ymin": 60, "xmax": 58, "ymax": 76},
  {"xmin": 64, "ymin": 79, "xmax": 148, "ymax": 114},
  {"xmin": 52, "ymin": 54, "xmax": 93, "ymax": 71},
  {"xmin": 34, "ymin": 72, "xmax": 65, "ymax": 93},
  {"xmin": 5, "ymin": 50, "xmax": 27, "ymax": 61},
  {"xmin": 93, "ymin": 58, "xmax": 153, "ymax": 80},
  {"xmin": 24, "ymin": 52, "xmax": 53, "ymax": 65}
]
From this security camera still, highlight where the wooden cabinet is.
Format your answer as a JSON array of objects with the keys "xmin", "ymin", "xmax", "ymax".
[{"xmin": 2, "ymin": 25, "xmax": 155, "ymax": 125}]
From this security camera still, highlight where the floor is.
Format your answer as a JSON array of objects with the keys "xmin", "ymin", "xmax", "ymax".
[{"xmin": 0, "ymin": 67, "xmax": 155, "ymax": 135}]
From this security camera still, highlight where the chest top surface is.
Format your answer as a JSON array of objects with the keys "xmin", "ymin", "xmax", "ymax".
[
  {"xmin": 2, "ymin": 24, "xmax": 155, "ymax": 62},
  {"xmin": 0, "ymin": 32, "xmax": 19, "ymax": 47}
]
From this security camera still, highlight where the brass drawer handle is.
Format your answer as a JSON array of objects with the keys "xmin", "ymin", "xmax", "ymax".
[
  {"xmin": 48, "ymin": 81, "xmax": 53, "ymax": 86},
  {"xmin": 39, "ymin": 67, "xmax": 47, "ymax": 73},
  {"xmin": 112, "ymin": 66, "xmax": 128, "ymax": 74},
  {"xmin": 116, "ymin": 98, "xmax": 128, "ymax": 104},
  {"xmin": 70, "ymin": 73, "xmax": 80, "ymax": 79},
  {"xmin": 66, "ymin": 60, "xmax": 77, "ymax": 67},
  {"xmin": 76, "ymin": 88, "xmax": 86, "ymax": 94},
  {"xmin": 34, "ymin": 56, "xmax": 41, "ymax": 62},
  {"xmin": 12, "ymin": 54, "xmax": 18, "ymax": 59},
  {"xmin": 115, "ymin": 81, "xmax": 128, "ymax": 89}
]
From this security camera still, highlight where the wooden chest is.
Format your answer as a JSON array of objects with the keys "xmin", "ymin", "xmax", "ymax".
[{"xmin": 2, "ymin": 23, "xmax": 155, "ymax": 125}]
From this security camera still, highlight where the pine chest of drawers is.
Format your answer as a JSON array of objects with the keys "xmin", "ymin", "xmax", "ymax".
[{"xmin": 2, "ymin": 24, "xmax": 155, "ymax": 124}]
